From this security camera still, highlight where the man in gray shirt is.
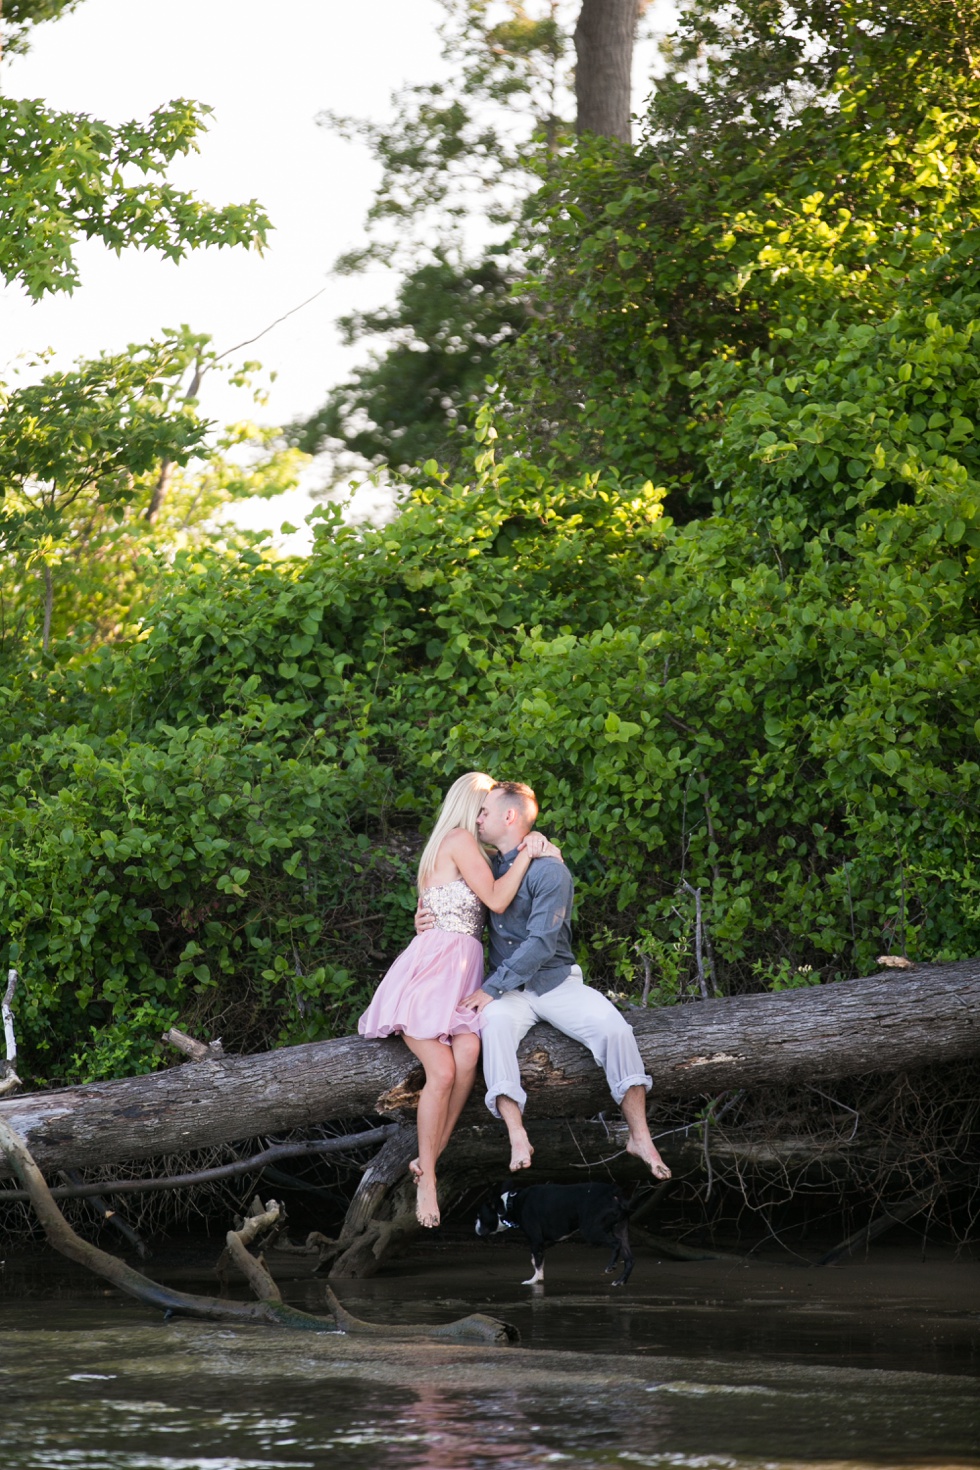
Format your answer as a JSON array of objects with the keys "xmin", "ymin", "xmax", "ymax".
[{"xmin": 458, "ymin": 780, "xmax": 672, "ymax": 1178}]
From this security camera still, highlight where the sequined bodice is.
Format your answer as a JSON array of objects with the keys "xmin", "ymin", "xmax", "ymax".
[{"xmin": 422, "ymin": 878, "xmax": 486, "ymax": 939}]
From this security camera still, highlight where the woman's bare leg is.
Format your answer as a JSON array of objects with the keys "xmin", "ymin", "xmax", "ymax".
[
  {"xmin": 403, "ymin": 1035, "xmax": 456, "ymax": 1227},
  {"xmin": 436, "ymin": 1033, "xmax": 480, "ymax": 1156},
  {"xmin": 408, "ymin": 1033, "xmax": 482, "ymax": 1174}
]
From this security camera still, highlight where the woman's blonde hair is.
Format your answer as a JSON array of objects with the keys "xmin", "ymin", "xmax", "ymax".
[{"xmin": 417, "ymin": 771, "xmax": 495, "ymax": 894}]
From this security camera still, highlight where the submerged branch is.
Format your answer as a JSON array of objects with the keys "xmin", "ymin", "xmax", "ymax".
[{"xmin": 0, "ymin": 1115, "xmax": 518, "ymax": 1344}]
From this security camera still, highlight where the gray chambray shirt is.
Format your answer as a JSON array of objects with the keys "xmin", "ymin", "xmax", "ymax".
[{"xmin": 482, "ymin": 848, "xmax": 576, "ymax": 998}]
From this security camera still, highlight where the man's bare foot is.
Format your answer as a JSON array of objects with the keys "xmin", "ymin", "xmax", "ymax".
[
  {"xmin": 627, "ymin": 1137, "xmax": 672, "ymax": 1180},
  {"xmin": 416, "ymin": 1175, "xmax": 440, "ymax": 1228},
  {"xmin": 409, "ymin": 1157, "xmax": 423, "ymax": 1183},
  {"xmin": 508, "ymin": 1136, "xmax": 534, "ymax": 1172}
]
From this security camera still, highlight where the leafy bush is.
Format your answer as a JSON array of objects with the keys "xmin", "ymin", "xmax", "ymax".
[{"xmin": 5, "ymin": 2, "xmax": 980, "ymax": 1082}]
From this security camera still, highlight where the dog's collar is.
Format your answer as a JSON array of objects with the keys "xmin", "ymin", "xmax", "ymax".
[{"xmin": 498, "ymin": 1190, "xmax": 519, "ymax": 1226}]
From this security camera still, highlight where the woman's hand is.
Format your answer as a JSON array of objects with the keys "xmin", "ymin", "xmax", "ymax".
[{"xmin": 519, "ymin": 832, "xmax": 563, "ymax": 863}]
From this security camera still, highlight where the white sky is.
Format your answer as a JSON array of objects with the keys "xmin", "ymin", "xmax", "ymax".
[{"xmin": 0, "ymin": 0, "xmax": 671, "ymax": 548}]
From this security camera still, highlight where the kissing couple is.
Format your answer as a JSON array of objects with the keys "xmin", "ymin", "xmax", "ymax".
[{"xmin": 358, "ymin": 772, "xmax": 671, "ymax": 1229}]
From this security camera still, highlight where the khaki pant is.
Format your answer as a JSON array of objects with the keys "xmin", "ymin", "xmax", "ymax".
[{"xmin": 481, "ymin": 966, "xmax": 652, "ymax": 1116}]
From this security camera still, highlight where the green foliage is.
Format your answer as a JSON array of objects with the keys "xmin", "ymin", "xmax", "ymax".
[
  {"xmin": 7, "ymin": 0, "xmax": 980, "ymax": 1088},
  {"xmin": 0, "ymin": 328, "xmax": 306, "ymax": 661},
  {"xmin": 0, "ymin": 430, "xmax": 672, "ymax": 1079},
  {"xmin": 301, "ymin": 0, "xmax": 577, "ymax": 468},
  {"xmin": 290, "ymin": 254, "xmax": 528, "ymax": 472},
  {"xmin": 0, "ymin": 337, "xmax": 208, "ymax": 522},
  {"xmin": 502, "ymin": 1, "xmax": 980, "ymax": 514},
  {"xmin": 323, "ymin": 0, "xmax": 574, "ymax": 268},
  {"xmin": 0, "ymin": 96, "xmax": 269, "ymax": 299},
  {"xmin": 0, "ymin": 694, "xmax": 414, "ymax": 1078},
  {"xmin": 1, "ymin": 1, "xmax": 86, "ymax": 57},
  {"xmin": 8, "ymin": 348, "xmax": 980, "ymax": 1080}
]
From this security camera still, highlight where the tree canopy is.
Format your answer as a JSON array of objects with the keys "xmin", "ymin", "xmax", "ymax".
[{"xmin": 4, "ymin": 0, "xmax": 980, "ymax": 1088}]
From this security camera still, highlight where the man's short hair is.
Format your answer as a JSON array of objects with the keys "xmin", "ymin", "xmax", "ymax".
[{"xmin": 491, "ymin": 780, "xmax": 539, "ymax": 827}]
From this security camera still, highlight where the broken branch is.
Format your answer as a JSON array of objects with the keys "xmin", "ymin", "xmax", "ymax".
[
  {"xmin": 1, "ymin": 969, "xmax": 21, "ymax": 1097},
  {"xmin": 162, "ymin": 1027, "xmax": 225, "ymax": 1061}
]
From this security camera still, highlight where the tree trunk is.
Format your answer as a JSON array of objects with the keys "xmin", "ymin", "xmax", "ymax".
[
  {"xmin": 2, "ymin": 962, "xmax": 979, "ymax": 1182},
  {"xmin": 574, "ymin": 0, "xmax": 638, "ymax": 143},
  {"xmin": 144, "ymin": 458, "xmax": 173, "ymax": 524},
  {"xmin": 41, "ymin": 562, "xmax": 53, "ymax": 652}
]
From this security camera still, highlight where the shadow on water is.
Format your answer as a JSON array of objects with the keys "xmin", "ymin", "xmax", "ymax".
[{"xmin": 2, "ymin": 1237, "xmax": 979, "ymax": 1469}]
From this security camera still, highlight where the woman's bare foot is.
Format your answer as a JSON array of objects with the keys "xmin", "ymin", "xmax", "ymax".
[
  {"xmin": 416, "ymin": 1175, "xmax": 440, "ymax": 1228},
  {"xmin": 509, "ymin": 1136, "xmax": 534, "ymax": 1172},
  {"xmin": 409, "ymin": 1157, "xmax": 423, "ymax": 1183},
  {"xmin": 626, "ymin": 1136, "xmax": 671, "ymax": 1180}
]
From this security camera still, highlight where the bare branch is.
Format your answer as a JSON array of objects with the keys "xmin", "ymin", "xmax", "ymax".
[
  {"xmin": 162, "ymin": 1027, "xmax": 225, "ymax": 1062},
  {"xmin": 214, "ymin": 288, "xmax": 328, "ymax": 364},
  {"xmin": 0, "ymin": 1124, "xmax": 397, "ymax": 1203}
]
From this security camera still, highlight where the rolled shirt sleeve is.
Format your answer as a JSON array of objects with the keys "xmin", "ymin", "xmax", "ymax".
[{"xmin": 483, "ymin": 860, "xmax": 575, "ymax": 998}]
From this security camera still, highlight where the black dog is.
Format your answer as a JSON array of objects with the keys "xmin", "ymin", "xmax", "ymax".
[{"xmin": 475, "ymin": 1182, "xmax": 634, "ymax": 1286}]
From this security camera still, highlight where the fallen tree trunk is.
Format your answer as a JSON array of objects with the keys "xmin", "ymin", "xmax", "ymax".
[{"xmin": 2, "ymin": 960, "xmax": 979, "ymax": 1181}]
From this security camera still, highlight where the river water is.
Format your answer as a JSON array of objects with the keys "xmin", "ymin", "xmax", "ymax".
[{"xmin": 2, "ymin": 1238, "xmax": 978, "ymax": 1469}]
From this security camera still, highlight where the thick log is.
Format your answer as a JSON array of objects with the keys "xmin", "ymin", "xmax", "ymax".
[{"xmin": 2, "ymin": 960, "xmax": 979, "ymax": 1181}]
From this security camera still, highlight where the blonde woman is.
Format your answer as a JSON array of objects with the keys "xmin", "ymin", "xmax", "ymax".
[{"xmin": 358, "ymin": 772, "xmax": 558, "ymax": 1228}]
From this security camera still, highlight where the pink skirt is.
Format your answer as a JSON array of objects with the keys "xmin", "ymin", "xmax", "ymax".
[{"xmin": 357, "ymin": 929, "xmax": 485, "ymax": 1045}]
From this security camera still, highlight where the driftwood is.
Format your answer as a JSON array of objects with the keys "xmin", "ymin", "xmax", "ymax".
[
  {"xmin": 315, "ymin": 1124, "xmax": 422, "ymax": 1278},
  {"xmin": 0, "ymin": 1115, "xmax": 518, "ymax": 1344},
  {"xmin": 62, "ymin": 1167, "xmax": 150, "ymax": 1259},
  {"xmin": 2, "ymin": 960, "xmax": 979, "ymax": 1183}
]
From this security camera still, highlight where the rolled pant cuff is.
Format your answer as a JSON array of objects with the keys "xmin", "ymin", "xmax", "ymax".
[
  {"xmin": 484, "ymin": 1083, "xmax": 527, "ymax": 1118},
  {"xmin": 610, "ymin": 1073, "xmax": 653, "ymax": 1106}
]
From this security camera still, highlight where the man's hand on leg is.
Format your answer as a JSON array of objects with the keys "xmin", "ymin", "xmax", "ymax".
[{"xmin": 460, "ymin": 987, "xmax": 494, "ymax": 1013}]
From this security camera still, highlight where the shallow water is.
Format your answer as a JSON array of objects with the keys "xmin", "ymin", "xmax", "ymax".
[{"xmin": 2, "ymin": 1238, "xmax": 979, "ymax": 1470}]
